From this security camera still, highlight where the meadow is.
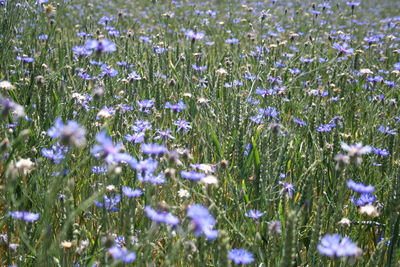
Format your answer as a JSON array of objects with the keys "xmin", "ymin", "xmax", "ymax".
[{"xmin": 0, "ymin": 0, "xmax": 400, "ymax": 266}]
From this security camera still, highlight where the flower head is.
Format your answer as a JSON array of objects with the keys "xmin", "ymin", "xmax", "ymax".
[
  {"xmin": 317, "ymin": 234, "xmax": 361, "ymax": 259},
  {"xmin": 187, "ymin": 204, "xmax": 218, "ymax": 240},
  {"xmin": 47, "ymin": 118, "xmax": 86, "ymax": 147},
  {"xmin": 228, "ymin": 249, "xmax": 254, "ymax": 265}
]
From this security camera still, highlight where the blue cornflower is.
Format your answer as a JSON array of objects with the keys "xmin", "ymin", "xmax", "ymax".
[
  {"xmin": 108, "ymin": 246, "xmax": 136, "ymax": 263},
  {"xmin": 372, "ymin": 147, "xmax": 390, "ymax": 157},
  {"xmin": 41, "ymin": 143, "xmax": 68, "ymax": 164},
  {"xmin": 165, "ymin": 101, "xmax": 186, "ymax": 112},
  {"xmin": 95, "ymin": 194, "xmax": 121, "ymax": 211},
  {"xmin": 47, "ymin": 118, "xmax": 87, "ymax": 147},
  {"xmin": 228, "ymin": 249, "xmax": 254, "ymax": 265},
  {"xmin": 173, "ymin": 119, "xmax": 192, "ymax": 132},
  {"xmin": 318, "ymin": 234, "xmax": 361, "ymax": 258},
  {"xmin": 351, "ymin": 193, "xmax": 376, "ymax": 206},
  {"xmin": 91, "ymin": 131, "xmax": 137, "ymax": 168},
  {"xmin": 137, "ymin": 99, "xmax": 154, "ymax": 113},
  {"xmin": 378, "ymin": 125, "xmax": 397, "ymax": 135},
  {"xmin": 181, "ymin": 170, "xmax": 205, "ymax": 181},
  {"xmin": 9, "ymin": 211, "xmax": 40, "ymax": 222},
  {"xmin": 293, "ymin": 118, "xmax": 307, "ymax": 126},
  {"xmin": 187, "ymin": 204, "xmax": 218, "ymax": 240},
  {"xmin": 333, "ymin": 43, "xmax": 354, "ymax": 54},
  {"xmin": 122, "ymin": 186, "xmax": 143, "ymax": 197},
  {"xmin": 85, "ymin": 39, "xmax": 116, "ymax": 53},
  {"xmin": 141, "ymin": 143, "xmax": 168, "ymax": 155},
  {"xmin": 245, "ymin": 210, "xmax": 264, "ymax": 220},
  {"xmin": 144, "ymin": 206, "xmax": 179, "ymax": 226},
  {"xmin": 185, "ymin": 29, "xmax": 205, "ymax": 40},
  {"xmin": 155, "ymin": 130, "xmax": 175, "ymax": 141},
  {"xmin": 132, "ymin": 119, "xmax": 152, "ymax": 133},
  {"xmin": 192, "ymin": 64, "xmax": 207, "ymax": 72},
  {"xmin": 226, "ymin": 38, "xmax": 239, "ymax": 44},
  {"xmin": 124, "ymin": 132, "xmax": 145, "ymax": 144},
  {"xmin": 347, "ymin": 179, "xmax": 375, "ymax": 194},
  {"xmin": 91, "ymin": 166, "xmax": 108, "ymax": 174}
]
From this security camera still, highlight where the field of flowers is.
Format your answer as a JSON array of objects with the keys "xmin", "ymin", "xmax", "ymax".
[{"xmin": 1, "ymin": 0, "xmax": 400, "ymax": 266}]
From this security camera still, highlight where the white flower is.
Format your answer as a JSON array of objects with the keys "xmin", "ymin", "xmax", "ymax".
[{"xmin": 178, "ymin": 189, "xmax": 190, "ymax": 198}]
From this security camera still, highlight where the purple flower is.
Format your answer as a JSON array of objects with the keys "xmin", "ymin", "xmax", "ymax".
[
  {"xmin": 318, "ymin": 234, "xmax": 361, "ymax": 258},
  {"xmin": 245, "ymin": 210, "xmax": 264, "ymax": 220},
  {"xmin": 187, "ymin": 204, "xmax": 218, "ymax": 240},
  {"xmin": 92, "ymin": 166, "xmax": 108, "ymax": 174},
  {"xmin": 144, "ymin": 206, "xmax": 179, "ymax": 226},
  {"xmin": 228, "ymin": 249, "xmax": 254, "ymax": 265},
  {"xmin": 9, "ymin": 211, "xmax": 40, "ymax": 222},
  {"xmin": 165, "ymin": 101, "xmax": 186, "ymax": 112},
  {"xmin": 185, "ymin": 29, "xmax": 205, "ymax": 40},
  {"xmin": 173, "ymin": 119, "xmax": 192, "ymax": 132},
  {"xmin": 372, "ymin": 147, "xmax": 390, "ymax": 157},
  {"xmin": 84, "ymin": 39, "xmax": 116, "ymax": 53},
  {"xmin": 346, "ymin": 1, "xmax": 360, "ymax": 7},
  {"xmin": 95, "ymin": 194, "xmax": 121, "ymax": 211},
  {"xmin": 347, "ymin": 179, "xmax": 375, "ymax": 194},
  {"xmin": 351, "ymin": 193, "xmax": 376, "ymax": 206},
  {"xmin": 279, "ymin": 182, "xmax": 295, "ymax": 197},
  {"xmin": 293, "ymin": 118, "xmax": 307, "ymax": 126},
  {"xmin": 122, "ymin": 186, "xmax": 143, "ymax": 197},
  {"xmin": 378, "ymin": 125, "xmax": 397, "ymax": 135},
  {"xmin": 91, "ymin": 131, "xmax": 137, "ymax": 167},
  {"xmin": 333, "ymin": 43, "xmax": 354, "ymax": 54},
  {"xmin": 41, "ymin": 143, "xmax": 69, "ymax": 164},
  {"xmin": 108, "ymin": 246, "xmax": 136, "ymax": 263},
  {"xmin": 137, "ymin": 99, "xmax": 154, "ymax": 113},
  {"xmin": 124, "ymin": 132, "xmax": 145, "ymax": 144},
  {"xmin": 181, "ymin": 170, "xmax": 205, "ymax": 181},
  {"xmin": 192, "ymin": 64, "xmax": 207, "ymax": 72},
  {"xmin": 47, "ymin": 118, "xmax": 87, "ymax": 147},
  {"xmin": 226, "ymin": 38, "xmax": 239, "ymax": 44},
  {"xmin": 141, "ymin": 143, "xmax": 168, "ymax": 155},
  {"xmin": 155, "ymin": 130, "xmax": 175, "ymax": 141}
]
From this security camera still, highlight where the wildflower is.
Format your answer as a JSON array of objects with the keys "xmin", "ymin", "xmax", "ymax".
[
  {"xmin": 91, "ymin": 131, "xmax": 137, "ymax": 168},
  {"xmin": 137, "ymin": 99, "xmax": 154, "ymax": 113},
  {"xmin": 95, "ymin": 194, "xmax": 121, "ymax": 211},
  {"xmin": 279, "ymin": 181, "xmax": 295, "ymax": 197},
  {"xmin": 293, "ymin": 118, "xmax": 307, "ymax": 126},
  {"xmin": 0, "ymin": 80, "xmax": 15, "ymax": 91},
  {"xmin": 228, "ymin": 249, "xmax": 254, "ymax": 265},
  {"xmin": 178, "ymin": 189, "xmax": 190, "ymax": 198},
  {"xmin": 226, "ymin": 38, "xmax": 239, "ymax": 44},
  {"xmin": 351, "ymin": 193, "xmax": 376, "ymax": 206},
  {"xmin": 0, "ymin": 96, "xmax": 25, "ymax": 121},
  {"xmin": 341, "ymin": 142, "xmax": 371, "ymax": 164},
  {"xmin": 141, "ymin": 143, "xmax": 168, "ymax": 155},
  {"xmin": 155, "ymin": 130, "xmax": 175, "ymax": 141},
  {"xmin": 181, "ymin": 170, "xmax": 205, "ymax": 181},
  {"xmin": 47, "ymin": 118, "xmax": 87, "ymax": 147},
  {"xmin": 245, "ymin": 210, "xmax": 264, "ymax": 220},
  {"xmin": 144, "ymin": 206, "xmax": 179, "ymax": 226},
  {"xmin": 317, "ymin": 234, "xmax": 361, "ymax": 259},
  {"xmin": 108, "ymin": 246, "xmax": 136, "ymax": 263},
  {"xmin": 9, "ymin": 211, "xmax": 40, "ymax": 222},
  {"xmin": 15, "ymin": 158, "xmax": 34, "ymax": 175},
  {"xmin": 85, "ymin": 39, "xmax": 116, "ymax": 53},
  {"xmin": 200, "ymin": 175, "xmax": 218, "ymax": 185},
  {"xmin": 333, "ymin": 43, "xmax": 354, "ymax": 55},
  {"xmin": 185, "ymin": 29, "xmax": 205, "ymax": 41},
  {"xmin": 122, "ymin": 186, "xmax": 142, "ymax": 198},
  {"xmin": 359, "ymin": 204, "xmax": 379, "ymax": 217},
  {"xmin": 337, "ymin": 218, "xmax": 352, "ymax": 227},
  {"xmin": 377, "ymin": 125, "xmax": 397, "ymax": 135},
  {"xmin": 124, "ymin": 132, "xmax": 145, "ymax": 144},
  {"xmin": 165, "ymin": 101, "xmax": 186, "ymax": 112},
  {"xmin": 173, "ymin": 119, "xmax": 192, "ymax": 132},
  {"xmin": 347, "ymin": 179, "xmax": 374, "ymax": 194},
  {"xmin": 187, "ymin": 204, "xmax": 218, "ymax": 240}
]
